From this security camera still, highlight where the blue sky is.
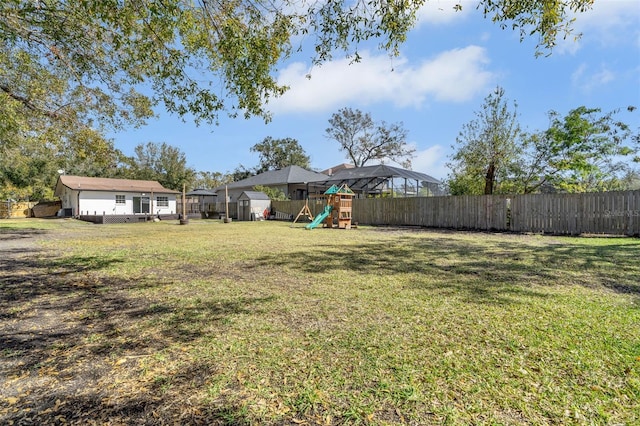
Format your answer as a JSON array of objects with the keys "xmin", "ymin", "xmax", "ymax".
[{"xmin": 110, "ymin": 0, "xmax": 640, "ymax": 181}]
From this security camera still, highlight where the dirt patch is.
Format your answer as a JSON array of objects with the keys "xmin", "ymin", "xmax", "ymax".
[{"xmin": 0, "ymin": 228, "xmax": 232, "ymax": 425}]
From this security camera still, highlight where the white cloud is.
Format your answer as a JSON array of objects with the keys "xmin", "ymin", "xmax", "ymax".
[
  {"xmin": 593, "ymin": 68, "xmax": 615, "ymax": 85},
  {"xmin": 383, "ymin": 144, "xmax": 450, "ymax": 179},
  {"xmin": 411, "ymin": 144, "xmax": 450, "ymax": 179},
  {"xmin": 414, "ymin": 0, "xmax": 475, "ymax": 26},
  {"xmin": 270, "ymin": 46, "xmax": 494, "ymax": 114},
  {"xmin": 556, "ymin": 0, "xmax": 640, "ymax": 54},
  {"xmin": 571, "ymin": 63, "xmax": 616, "ymax": 92}
]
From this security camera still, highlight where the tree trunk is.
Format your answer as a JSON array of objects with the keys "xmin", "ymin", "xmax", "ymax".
[{"xmin": 484, "ymin": 162, "xmax": 496, "ymax": 195}]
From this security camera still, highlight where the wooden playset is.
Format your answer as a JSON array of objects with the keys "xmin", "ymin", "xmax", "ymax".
[{"xmin": 304, "ymin": 184, "xmax": 355, "ymax": 229}]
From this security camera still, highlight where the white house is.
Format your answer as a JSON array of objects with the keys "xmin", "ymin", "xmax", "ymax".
[{"xmin": 55, "ymin": 175, "xmax": 180, "ymax": 217}]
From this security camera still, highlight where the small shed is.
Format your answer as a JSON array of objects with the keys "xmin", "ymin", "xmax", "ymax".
[{"xmin": 237, "ymin": 191, "xmax": 271, "ymax": 221}]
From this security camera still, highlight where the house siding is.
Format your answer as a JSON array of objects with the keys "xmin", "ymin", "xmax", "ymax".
[
  {"xmin": 65, "ymin": 190, "xmax": 176, "ymax": 216},
  {"xmin": 58, "ymin": 186, "xmax": 79, "ymax": 215},
  {"xmin": 53, "ymin": 175, "xmax": 179, "ymax": 219}
]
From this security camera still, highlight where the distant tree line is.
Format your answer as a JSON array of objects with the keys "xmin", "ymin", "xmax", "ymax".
[
  {"xmin": 0, "ymin": 103, "xmax": 408, "ymax": 199},
  {"xmin": 2, "ymin": 96, "xmax": 637, "ymax": 201}
]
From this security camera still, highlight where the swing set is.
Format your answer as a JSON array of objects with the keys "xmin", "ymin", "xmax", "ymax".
[{"xmin": 292, "ymin": 184, "xmax": 355, "ymax": 229}]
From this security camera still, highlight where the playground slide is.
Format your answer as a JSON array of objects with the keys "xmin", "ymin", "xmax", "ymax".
[{"xmin": 305, "ymin": 205, "xmax": 332, "ymax": 229}]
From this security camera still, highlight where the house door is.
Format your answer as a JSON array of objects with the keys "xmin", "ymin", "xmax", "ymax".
[{"xmin": 133, "ymin": 197, "xmax": 150, "ymax": 214}]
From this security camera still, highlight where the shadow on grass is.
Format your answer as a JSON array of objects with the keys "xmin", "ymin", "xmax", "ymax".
[
  {"xmin": 251, "ymin": 235, "xmax": 640, "ymax": 300},
  {"xmin": 0, "ymin": 247, "xmax": 272, "ymax": 425},
  {"xmin": 0, "ymin": 251, "xmax": 124, "ymax": 295},
  {"xmin": 5, "ymin": 387, "xmax": 253, "ymax": 425},
  {"xmin": 0, "ymin": 227, "xmax": 49, "ymax": 238},
  {"xmin": 2, "ymin": 227, "xmax": 637, "ymax": 424}
]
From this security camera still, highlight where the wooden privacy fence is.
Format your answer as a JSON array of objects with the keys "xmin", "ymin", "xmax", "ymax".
[
  {"xmin": 353, "ymin": 195, "xmax": 510, "ymax": 230},
  {"xmin": 510, "ymin": 191, "xmax": 640, "ymax": 236},
  {"xmin": 0, "ymin": 201, "xmax": 37, "ymax": 219},
  {"xmin": 272, "ymin": 190, "xmax": 640, "ymax": 236}
]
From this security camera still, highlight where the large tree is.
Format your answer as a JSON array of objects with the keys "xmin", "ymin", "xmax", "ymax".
[
  {"xmin": 123, "ymin": 142, "xmax": 196, "ymax": 191},
  {"xmin": 326, "ymin": 108, "xmax": 415, "ymax": 168},
  {"xmin": 0, "ymin": 139, "xmax": 58, "ymax": 200},
  {"xmin": 251, "ymin": 137, "xmax": 310, "ymax": 173},
  {"xmin": 448, "ymin": 100, "xmax": 638, "ymax": 194},
  {"xmin": 0, "ymin": 134, "xmax": 126, "ymax": 200},
  {"xmin": 0, "ymin": 58, "xmax": 127, "ymax": 201},
  {"xmin": 0, "ymin": 44, "xmax": 129, "ymax": 199},
  {"xmin": 1, "ymin": 1, "xmax": 594, "ymax": 131},
  {"xmin": 447, "ymin": 87, "xmax": 522, "ymax": 195},
  {"xmin": 192, "ymin": 171, "xmax": 232, "ymax": 190},
  {"xmin": 515, "ymin": 106, "xmax": 637, "ymax": 193},
  {"xmin": 229, "ymin": 165, "xmax": 254, "ymax": 182},
  {"xmin": 0, "ymin": 1, "xmax": 596, "ymax": 198},
  {"xmin": 631, "ymin": 116, "xmax": 640, "ymax": 163}
]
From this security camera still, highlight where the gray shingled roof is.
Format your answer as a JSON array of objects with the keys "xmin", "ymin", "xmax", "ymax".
[
  {"xmin": 238, "ymin": 191, "xmax": 271, "ymax": 200},
  {"xmin": 216, "ymin": 166, "xmax": 329, "ymax": 191},
  {"xmin": 55, "ymin": 175, "xmax": 179, "ymax": 195}
]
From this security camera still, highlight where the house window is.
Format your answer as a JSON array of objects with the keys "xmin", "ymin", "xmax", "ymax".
[
  {"xmin": 115, "ymin": 195, "xmax": 125, "ymax": 204},
  {"xmin": 157, "ymin": 196, "xmax": 169, "ymax": 207}
]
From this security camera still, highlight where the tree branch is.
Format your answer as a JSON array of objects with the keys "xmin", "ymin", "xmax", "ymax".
[{"xmin": 0, "ymin": 83, "xmax": 61, "ymax": 119}]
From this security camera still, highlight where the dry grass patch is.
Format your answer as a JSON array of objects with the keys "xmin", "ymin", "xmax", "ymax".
[{"xmin": 1, "ymin": 218, "xmax": 638, "ymax": 425}]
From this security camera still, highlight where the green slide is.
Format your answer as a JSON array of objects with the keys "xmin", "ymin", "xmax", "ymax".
[{"xmin": 305, "ymin": 205, "xmax": 332, "ymax": 229}]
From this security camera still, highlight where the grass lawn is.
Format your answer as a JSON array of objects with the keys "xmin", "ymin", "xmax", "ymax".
[{"xmin": 1, "ymin": 218, "xmax": 638, "ymax": 425}]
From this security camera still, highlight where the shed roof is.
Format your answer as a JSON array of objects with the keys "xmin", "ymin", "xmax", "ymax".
[
  {"xmin": 238, "ymin": 191, "xmax": 271, "ymax": 200},
  {"xmin": 55, "ymin": 175, "xmax": 179, "ymax": 196},
  {"xmin": 216, "ymin": 165, "xmax": 329, "ymax": 191}
]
